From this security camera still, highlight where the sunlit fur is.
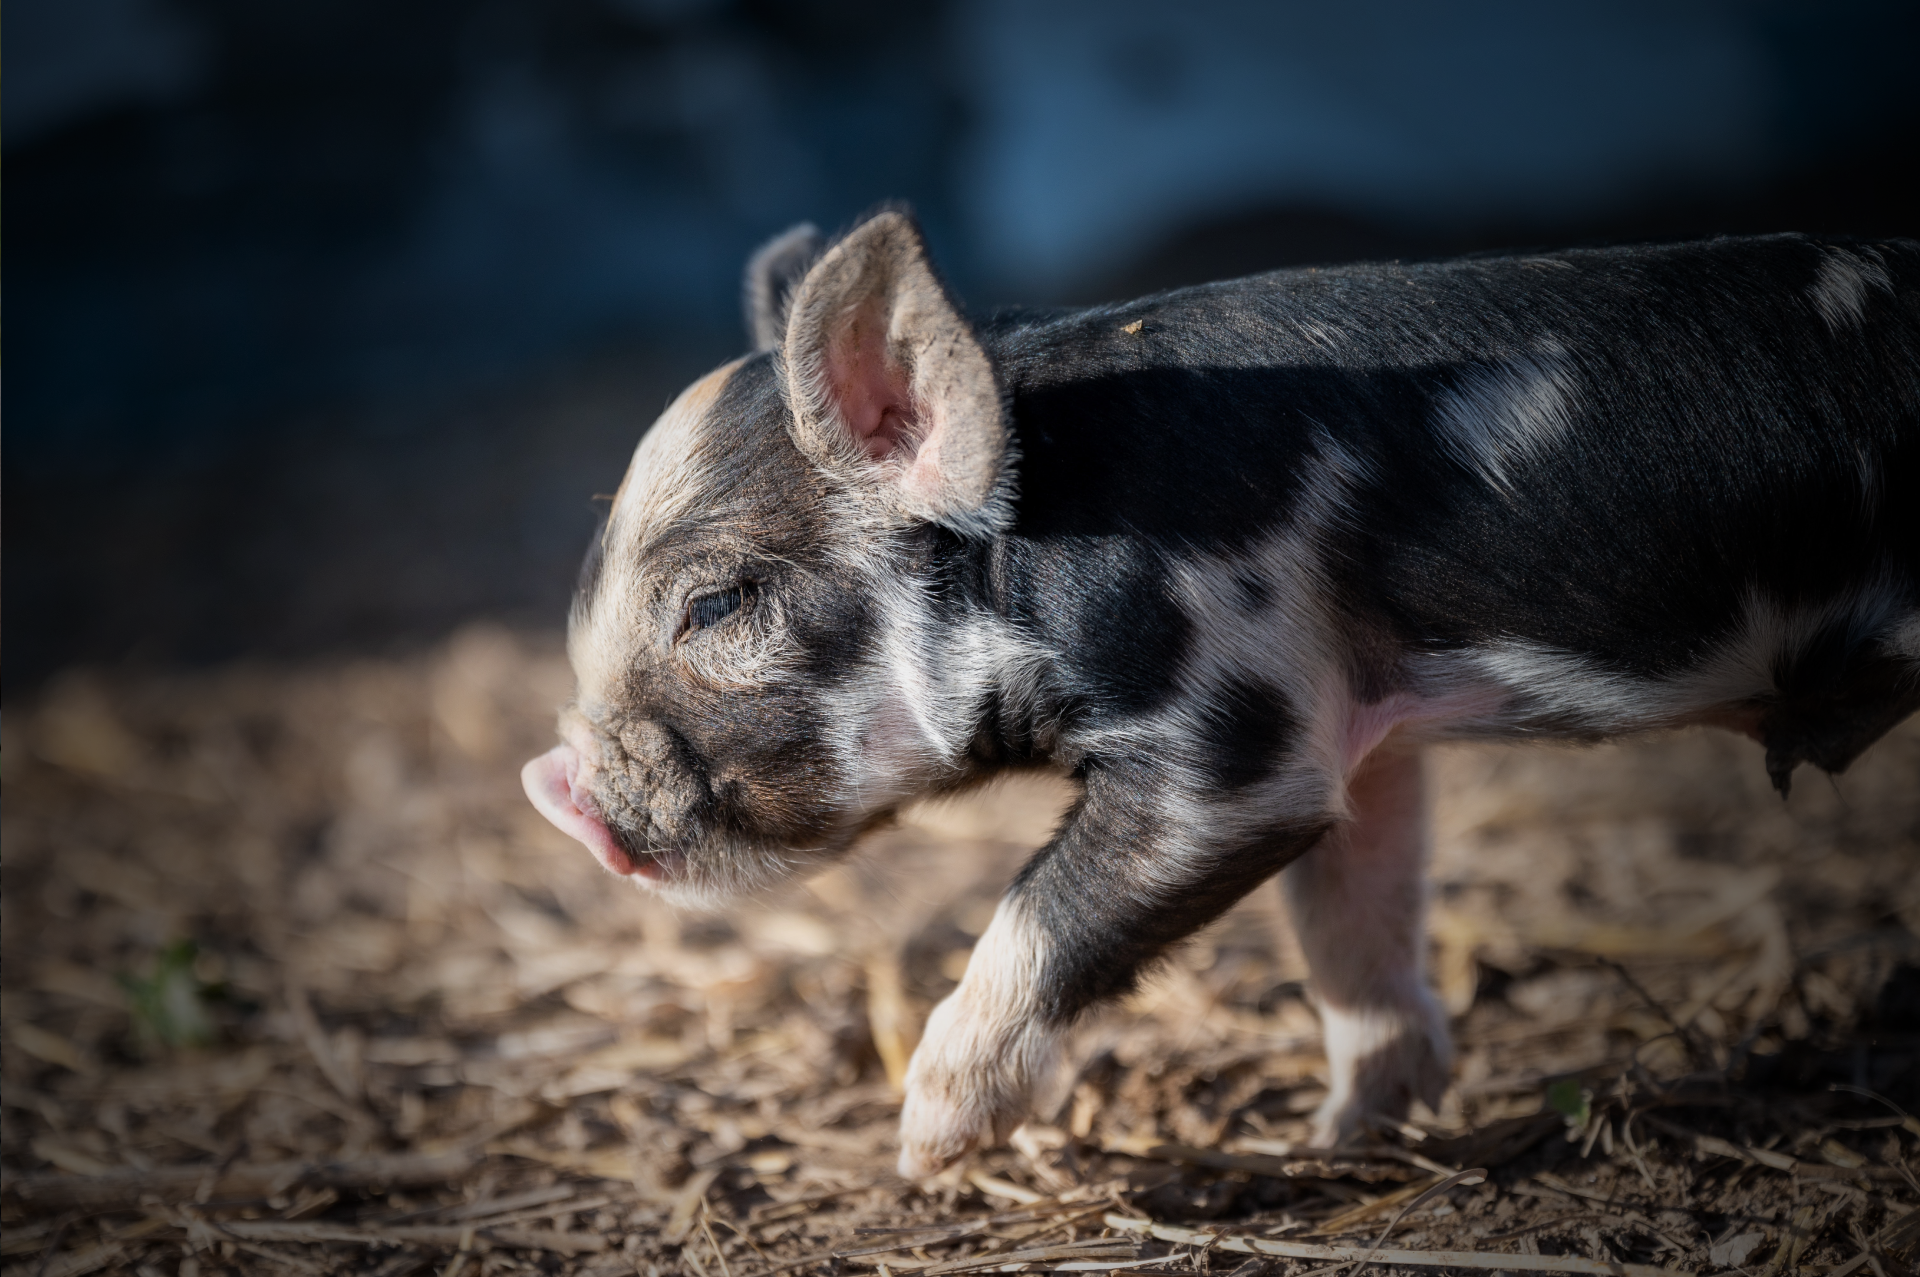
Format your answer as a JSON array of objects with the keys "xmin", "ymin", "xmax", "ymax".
[
  {"xmin": 1810, "ymin": 245, "xmax": 1894, "ymax": 334},
  {"xmin": 898, "ymin": 896, "xmax": 1062, "ymax": 1177},
  {"xmin": 534, "ymin": 218, "xmax": 1918, "ymax": 1171}
]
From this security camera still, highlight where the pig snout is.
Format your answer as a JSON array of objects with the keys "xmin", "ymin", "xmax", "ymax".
[
  {"xmin": 523, "ymin": 717, "xmax": 708, "ymax": 883},
  {"xmin": 521, "ymin": 744, "xmax": 658, "ymax": 878}
]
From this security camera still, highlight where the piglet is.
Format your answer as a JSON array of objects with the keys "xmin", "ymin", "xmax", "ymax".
[{"xmin": 525, "ymin": 208, "xmax": 1920, "ymax": 1175}]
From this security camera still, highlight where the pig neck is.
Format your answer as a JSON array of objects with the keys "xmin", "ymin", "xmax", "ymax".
[
  {"xmin": 910, "ymin": 522, "xmax": 1067, "ymax": 772},
  {"xmin": 962, "ymin": 311, "xmax": 1333, "ymax": 772}
]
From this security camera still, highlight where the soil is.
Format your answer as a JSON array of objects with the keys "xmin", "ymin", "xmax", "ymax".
[{"xmin": 3, "ymin": 626, "xmax": 1917, "ymax": 1276}]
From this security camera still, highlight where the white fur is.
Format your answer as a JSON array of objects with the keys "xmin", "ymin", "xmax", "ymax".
[
  {"xmin": 1810, "ymin": 247, "xmax": 1893, "ymax": 334},
  {"xmin": 1430, "ymin": 347, "xmax": 1578, "ymax": 493},
  {"xmin": 819, "ymin": 562, "xmax": 1055, "ymax": 817},
  {"xmin": 572, "ymin": 359, "xmax": 752, "ymax": 693},
  {"xmin": 899, "ymin": 896, "xmax": 1065, "ymax": 1177},
  {"xmin": 609, "ymin": 361, "xmax": 749, "ymax": 550},
  {"xmin": 1437, "ymin": 579, "xmax": 1915, "ymax": 737}
]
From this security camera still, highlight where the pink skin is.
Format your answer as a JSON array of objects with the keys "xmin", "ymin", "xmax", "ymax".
[
  {"xmin": 826, "ymin": 299, "xmax": 931, "ymax": 469},
  {"xmin": 520, "ymin": 744, "xmax": 671, "ymax": 881},
  {"xmin": 1285, "ymin": 742, "xmax": 1449, "ymax": 1146}
]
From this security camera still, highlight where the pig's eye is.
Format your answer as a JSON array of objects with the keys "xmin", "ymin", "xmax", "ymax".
[{"xmin": 680, "ymin": 583, "xmax": 751, "ymax": 638}]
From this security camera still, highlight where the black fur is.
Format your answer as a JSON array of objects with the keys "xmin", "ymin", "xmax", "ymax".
[
  {"xmin": 1011, "ymin": 760, "xmax": 1326, "ymax": 1021},
  {"xmin": 580, "ymin": 230, "xmax": 1917, "ymax": 1046},
  {"xmin": 1004, "ymin": 535, "xmax": 1193, "ymax": 720},
  {"xmin": 975, "ymin": 232, "xmax": 1917, "ymax": 1030},
  {"xmin": 1197, "ymin": 678, "xmax": 1297, "ymax": 792}
]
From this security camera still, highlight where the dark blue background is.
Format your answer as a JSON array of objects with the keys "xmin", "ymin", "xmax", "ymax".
[{"xmin": 7, "ymin": 0, "xmax": 1917, "ymax": 685}]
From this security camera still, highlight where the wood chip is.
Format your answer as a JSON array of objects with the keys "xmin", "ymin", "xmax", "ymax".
[
  {"xmin": 212, "ymin": 1218, "xmax": 606, "ymax": 1254},
  {"xmin": 287, "ymin": 981, "xmax": 363, "ymax": 1106},
  {"xmin": 6, "ymin": 1241, "xmax": 124, "ymax": 1277},
  {"xmin": 1106, "ymin": 1137, "xmax": 1418, "ymax": 1184},
  {"xmin": 965, "ymin": 1172, "xmax": 1045, "ymax": 1205},
  {"xmin": 1640, "ymin": 1115, "xmax": 1907, "ymax": 1180},
  {"xmin": 231, "ymin": 1239, "xmax": 334, "ymax": 1275},
  {"xmin": 1825, "ymin": 1205, "xmax": 1920, "ymax": 1277},
  {"xmin": 665, "ymin": 1168, "xmax": 722, "ymax": 1244},
  {"xmin": 1104, "ymin": 1213, "xmax": 1689, "ymax": 1277},
  {"xmin": 442, "ymin": 1183, "xmax": 581, "ymax": 1222},
  {"xmin": 865, "ymin": 948, "xmax": 917, "ymax": 1093},
  {"xmin": 838, "ymin": 1204, "xmax": 1111, "ymax": 1261},
  {"xmin": 5, "ymin": 1023, "xmax": 94, "ymax": 1075},
  {"xmin": 1, "ymin": 1151, "xmax": 478, "ymax": 1210},
  {"xmin": 921, "ymin": 1238, "xmax": 1137, "ymax": 1275}
]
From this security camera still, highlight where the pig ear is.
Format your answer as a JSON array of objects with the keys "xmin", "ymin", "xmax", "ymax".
[
  {"xmin": 743, "ymin": 223, "xmax": 824, "ymax": 352},
  {"xmin": 781, "ymin": 209, "xmax": 1009, "ymax": 530}
]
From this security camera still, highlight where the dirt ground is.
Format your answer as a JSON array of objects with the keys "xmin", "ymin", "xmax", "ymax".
[{"xmin": 4, "ymin": 626, "xmax": 1918, "ymax": 1277}]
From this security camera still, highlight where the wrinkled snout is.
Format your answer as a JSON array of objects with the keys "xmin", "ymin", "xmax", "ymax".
[{"xmin": 521, "ymin": 743, "xmax": 670, "ymax": 881}]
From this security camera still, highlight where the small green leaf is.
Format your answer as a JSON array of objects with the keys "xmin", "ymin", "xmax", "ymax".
[
  {"xmin": 1545, "ymin": 1078, "xmax": 1590, "ymax": 1129},
  {"xmin": 118, "ymin": 939, "xmax": 217, "ymax": 1050}
]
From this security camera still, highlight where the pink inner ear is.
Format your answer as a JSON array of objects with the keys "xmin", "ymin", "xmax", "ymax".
[{"xmin": 827, "ymin": 300, "xmax": 921, "ymax": 464}]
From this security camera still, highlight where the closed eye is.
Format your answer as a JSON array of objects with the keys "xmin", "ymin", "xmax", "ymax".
[{"xmin": 681, "ymin": 584, "xmax": 751, "ymax": 638}]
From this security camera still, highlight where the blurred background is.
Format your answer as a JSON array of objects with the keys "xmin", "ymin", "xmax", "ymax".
[
  {"xmin": 6, "ymin": 9, "xmax": 1920, "ymax": 1265},
  {"xmin": 8, "ymin": 0, "xmax": 1920, "ymax": 686}
]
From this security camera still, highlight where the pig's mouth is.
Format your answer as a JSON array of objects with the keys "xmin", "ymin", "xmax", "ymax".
[{"xmin": 521, "ymin": 744, "xmax": 686, "ymax": 882}]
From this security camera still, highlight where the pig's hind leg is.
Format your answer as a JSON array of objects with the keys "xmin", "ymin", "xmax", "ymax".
[{"xmin": 1283, "ymin": 745, "xmax": 1451, "ymax": 1147}]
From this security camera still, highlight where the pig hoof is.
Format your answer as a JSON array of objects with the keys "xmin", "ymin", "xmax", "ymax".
[
  {"xmin": 1310, "ymin": 999, "xmax": 1452, "ymax": 1147},
  {"xmin": 896, "ymin": 1066, "xmax": 1025, "ymax": 1178},
  {"xmin": 897, "ymin": 1002, "xmax": 1052, "ymax": 1177},
  {"xmin": 896, "ymin": 902, "xmax": 1065, "ymax": 1177}
]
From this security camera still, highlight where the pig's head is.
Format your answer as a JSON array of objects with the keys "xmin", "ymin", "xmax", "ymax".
[{"xmin": 522, "ymin": 210, "xmax": 1014, "ymax": 907}]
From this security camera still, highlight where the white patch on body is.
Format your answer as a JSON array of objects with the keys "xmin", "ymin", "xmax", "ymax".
[
  {"xmin": 898, "ymin": 896, "xmax": 1064, "ymax": 1177},
  {"xmin": 1163, "ymin": 432, "xmax": 1370, "ymax": 812},
  {"xmin": 1430, "ymin": 348, "xmax": 1578, "ymax": 493},
  {"xmin": 1810, "ymin": 247, "xmax": 1893, "ymax": 334},
  {"xmin": 1438, "ymin": 579, "xmax": 1914, "ymax": 736},
  {"xmin": 821, "ymin": 567, "xmax": 1055, "ymax": 817},
  {"xmin": 1888, "ymin": 609, "xmax": 1920, "ymax": 663}
]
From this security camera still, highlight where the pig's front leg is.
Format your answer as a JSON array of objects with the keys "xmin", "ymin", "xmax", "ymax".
[
  {"xmin": 895, "ymin": 892, "xmax": 1057, "ymax": 1177},
  {"xmin": 898, "ymin": 761, "xmax": 1324, "ymax": 1176},
  {"xmin": 1283, "ymin": 746, "xmax": 1450, "ymax": 1146}
]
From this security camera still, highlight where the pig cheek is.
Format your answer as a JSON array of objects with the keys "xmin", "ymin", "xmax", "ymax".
[{"xmin": 700, "ymin": 694, "xmax": 844, "ymax": 839}]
